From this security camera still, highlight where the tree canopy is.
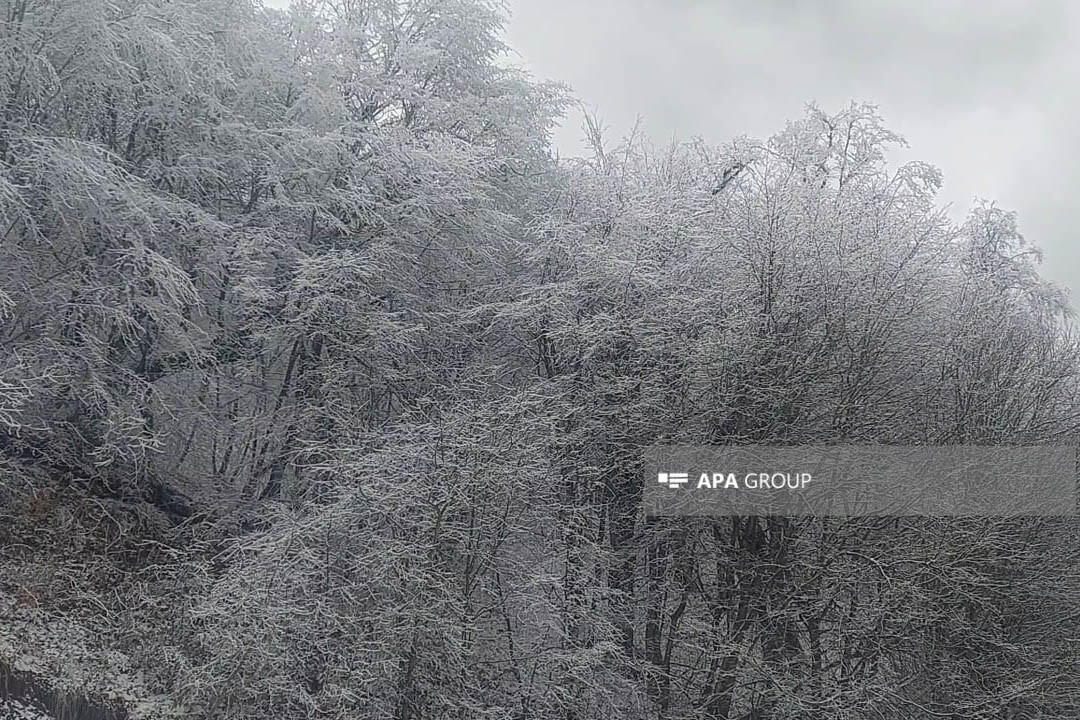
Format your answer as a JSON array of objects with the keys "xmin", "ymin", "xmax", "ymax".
[{"xmin": 0, "ymin": 1, "xmax": 1078, "ymax": 719}]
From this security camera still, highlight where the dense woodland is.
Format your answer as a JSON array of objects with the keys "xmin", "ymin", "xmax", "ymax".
[{"xmin": 1, "ymin": 1, "xmax": 1079, "ymax": 718}]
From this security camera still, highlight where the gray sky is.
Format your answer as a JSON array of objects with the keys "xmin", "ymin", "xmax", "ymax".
[
  {"xmin": 263, "ymin": 0, "xmax": 1078, "ymax": 308},
  {"xmin": 503, "ymin": 0, "xmax": 1079, "ymax": 309}
]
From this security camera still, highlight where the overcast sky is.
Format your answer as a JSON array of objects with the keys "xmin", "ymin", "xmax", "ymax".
[
  {"xmin": 266, "ymin": 0, "xmax": 1079, "ymax": 309},
  {"xmin": 504, "ymin": 0, "xmax": 1080, "ymax": 308}
]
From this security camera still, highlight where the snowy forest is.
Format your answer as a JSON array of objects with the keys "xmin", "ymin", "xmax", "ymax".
[{"xmin": 1, "ymin": 0, "xmax": 1079, "ymax": 718}]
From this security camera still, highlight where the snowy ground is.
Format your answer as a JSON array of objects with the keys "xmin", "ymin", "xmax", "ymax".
[{"xmin": 0, "ymin": 698, "xmax": 53, "ymax": 720}]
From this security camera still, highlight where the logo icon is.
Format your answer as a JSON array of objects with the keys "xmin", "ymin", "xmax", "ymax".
[{"xmin": 657, "ymin": 472, "xmax": 689, "ymax": 489}]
